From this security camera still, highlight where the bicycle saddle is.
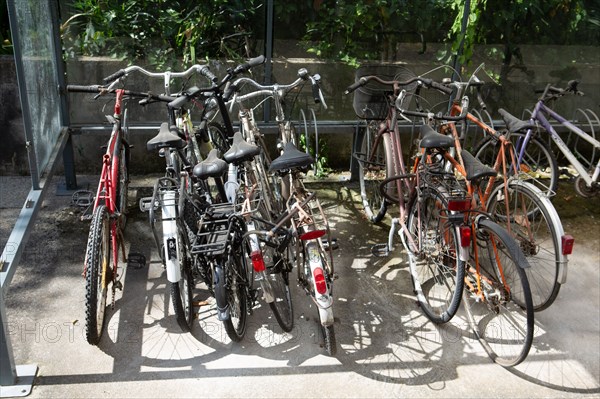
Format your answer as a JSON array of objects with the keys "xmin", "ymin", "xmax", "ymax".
[
  {"xmin": 147, "ymin": 122, "xmax": 185, "ymax": 151},
  {"xmin": 419, "ymin": 124, "xmax": 454, "ymax": 149},
  {"xmin": 223, "ymin": 131, "xmax": 260, "ymax": 164},
  {"xmin": 498, "ymin": 108, "xmax": 536, "ymax": 132},
  {"xmin": 269, "ymin": 141, "xmax": 314, "ymax": 172},
  {"xmin": 461, "ymin": 149, "xmax": 497, "ymax": 181},
  {"xmin": 193, "ymin": 148, "xmax": 228, "ymax": 179}
]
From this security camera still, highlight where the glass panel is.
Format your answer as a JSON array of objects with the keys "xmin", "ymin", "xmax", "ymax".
[{"xmin": 13, "ymin": 0, "xmax": 63, "ymax": 179}]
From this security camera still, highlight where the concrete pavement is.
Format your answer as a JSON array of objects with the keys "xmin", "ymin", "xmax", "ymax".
[{"xmin": 1, "ymin": 174, "xmax": 599, "ymax": 398}]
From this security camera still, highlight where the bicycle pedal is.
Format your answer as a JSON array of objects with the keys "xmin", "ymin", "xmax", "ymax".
[
  {"xmin": 139, "ymin": 196, "xmax": 159, "ymax": 212},
  {"xmin": 371, "ymin": 243, "xmax": 390, "ymax": 257},
  {"xmin": 322, "ymin": 238, "xmax": 339, "ymax": 251},
  {"xmin": 127, "ymin": 252, "xmax": 146, "ymax": 269},
  {"xmin": 71, "ymin": 190, "xmax": 94, "ymax": 207}
]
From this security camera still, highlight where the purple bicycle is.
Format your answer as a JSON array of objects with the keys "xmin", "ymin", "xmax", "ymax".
[{"xmin": 482, "ymin": 81, "xmax": 599, "ymax": 198}]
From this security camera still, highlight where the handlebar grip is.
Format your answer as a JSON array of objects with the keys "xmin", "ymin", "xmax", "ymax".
[
  {"xmin": 102, "ymin": 69, "xmax": 126, "ymax": 84},
  {"xmin": 168, "ymin": 95, "xmax": 189, "ymax": 109},
  {"xmin": 199, "ymin": 65, "xmax": 217, "ymax": 83},
  {"xmin": 66, "ymin": 84, "xmax": 103, "ymax": 93},
  {"xmin": 476, "ymin": 91, "xmax": 486, "ymax": 110},
  {"xmin": 429, "ymin": 80, "xmax": 453, "ymax": 95},
  {"xmin": 311, "ymin": 82, "xmax": 321, "ymax": 104},
  {"xmin": 248, "ymin": 55, "xmax": 265, "ymax": 68},
  {"xmin": 234, "ymin": 55, "xmax": 266, "ymax": 74},
  {"xmin": 345, "ymin": 78, "xmax": 365, "ymax": 95}
]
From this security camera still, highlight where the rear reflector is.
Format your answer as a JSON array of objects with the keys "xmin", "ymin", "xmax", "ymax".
[
  {"xmin": 459, "ymin": 225, "xmax": 472, "ymax": 247},
  {"xmin": 448, "ymin": 199, "xmax": 471, "ymax": 212},
  {"xmin": 313, "ymin": 267, "xmax": 327, "ymax": 294},
  {"xmin": 300, "ymin": 229, "xmax": 327, "ymax": 241},
  {"xmin": 561, "ymin": 235, "xmax": 574, "ymax": 255},
  {"xmin": 250, "ymin": 250, "xmax": 266, "ymax": 272}
]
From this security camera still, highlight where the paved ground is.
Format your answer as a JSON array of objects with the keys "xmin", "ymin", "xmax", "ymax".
[{"xmin": 1, "ymin": 174, "xmax": 599, "ymax": 398}]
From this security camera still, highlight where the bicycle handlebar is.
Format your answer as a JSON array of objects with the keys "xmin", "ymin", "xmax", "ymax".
[
  {"xmin": 67, "ymin": 84, "xmax": 177, "ymax": 103},
  {"xmin": 344, "ymin": 75, "xmax": 454, "ymax": 96},
  {"xmin": 102, "ymin": 64, "xmax": 217, "ymax": 85}
]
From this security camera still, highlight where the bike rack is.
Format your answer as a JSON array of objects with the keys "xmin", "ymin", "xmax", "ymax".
[
  {"xmin": 570, "ymin": 108, "xmax": 600, "ymax": 169},
  {"xmin": 298, "ymin": 107, "xmax": 320, "ymax": 175}
]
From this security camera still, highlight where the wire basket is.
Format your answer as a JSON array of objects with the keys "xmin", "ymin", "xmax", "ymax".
[{"xmin": 352, "ymin": 64, "xmax": 417, "ymax": 120}]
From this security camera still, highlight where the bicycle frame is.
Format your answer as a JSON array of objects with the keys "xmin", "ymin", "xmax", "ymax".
[
  {"xmin": 91, "ymin": 88, "xmax": 126, "ymax": 282},
  {"xmin": 522, "ymin": 101, "xmax": 600, "ymax": 187}
]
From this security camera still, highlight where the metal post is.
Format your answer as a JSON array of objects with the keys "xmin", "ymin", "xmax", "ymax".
[
  {"xmin": 7, "ymin": 0, "xmax": 40, "ymax": 191},
  {"xmin": 263, "ymin": 0, "xmax": 274, "ymax": 122}
]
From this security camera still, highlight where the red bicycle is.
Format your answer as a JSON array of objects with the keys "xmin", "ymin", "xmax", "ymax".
[{"xmin": 67, "ymin": 83, "xmax": 173, "ymax": 344}]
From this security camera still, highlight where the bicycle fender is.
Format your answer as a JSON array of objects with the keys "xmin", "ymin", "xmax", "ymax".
[
  {"xmin": 213, "ymin": 265, "xmax": 230, "ymax": 321},
  {"xmin": 161, "ymin": 190, "xmax": 181, "ymax": 283}
]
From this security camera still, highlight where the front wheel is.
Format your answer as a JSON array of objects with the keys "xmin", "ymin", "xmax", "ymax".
[
  {"xmin": 406, "ymin": 186, "xmax": 465, "ymax": 324},
  {"xmin": 463, "ymin": 218, "xmax": 534, "ymax": 367},
  {"xmin": 84, "ymin": 205, "xmax": 111, "ymax": 345},
  {"xmin": 170, "ymin": 245, "xmax": 194, "ymax": 332},
  {"xmin": 357, "ymin": 121, "xmax": 393, "ymax": 223}
]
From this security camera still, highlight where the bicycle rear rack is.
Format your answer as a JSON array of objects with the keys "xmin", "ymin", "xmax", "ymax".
[{"xmin": 191, "ymin": 203, "xmax": 239, "ymax": 257}]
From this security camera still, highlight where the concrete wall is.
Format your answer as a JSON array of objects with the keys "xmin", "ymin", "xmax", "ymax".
[{"xmin": 1, "ymin": 44, "xmax": 599, "ymax": 175}]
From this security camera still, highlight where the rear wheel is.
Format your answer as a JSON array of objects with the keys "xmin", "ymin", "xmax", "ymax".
[
  {"xmin": 406, "ymin": 186, "xmax": 464, "ymax": 324},
  {"xmin": 463, "ymin": 218, "xmax": 534, "ymax": 367},
  {"xmin": 486, "ymin": 181, "xmax": 561, "ymax": 311},
  {"xmin": 84, "ymin": 205, "xmax": 111, "ymax": 345},
  {"xmin": 357, "ymin": 122, "xmax": 393, "ymax": 222},
  {"xmin": 267, "ymin": 246, "xmax": 294, "ymax": 332},
  {"xmin": 474, "ymin": 132, "xmax": 558, "ymax": 196},
  {"xmin": 321, "ymin": 324, "xmax": 336, "ymax": 356}
]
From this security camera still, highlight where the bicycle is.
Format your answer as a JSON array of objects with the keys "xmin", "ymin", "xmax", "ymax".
[
  {"xmin": 484, "ymin": 80, "xmax": 599, "ymax": 198},
  {"xmin": 227, "ymin": 67, "xmax": 339, "ymax": 354},
  {"xmin": 67, "ymin": 82, "xmax": 175, "ymax": 344},
  {"xmin": 433, "ymin": 72, "xmax": 573, "ymax": 311},
  {"xmin": 347, "ymin": 75, "xmax": 535, "ymax": 366}
]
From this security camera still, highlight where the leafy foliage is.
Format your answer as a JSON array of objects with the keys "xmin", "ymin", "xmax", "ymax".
[
  {"xmin": 301, "ymin": 0, "xmax": 454, "ymax": 66},
  {"xmin": 61, "ymin": 0, "xmax": 260, "ymax": 66}
]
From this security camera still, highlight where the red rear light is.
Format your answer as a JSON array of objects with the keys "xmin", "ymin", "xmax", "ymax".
[
  {"xmin": 250, "ymin": 250, "xmax": 266, "ymax": 272},
  {"xmin": 300, "ymin": 229, "xmax": 327, "ymax": 241},
  {"xmin": 313, "ymin": 267, "xmax": 327, "ymax": 294},
  {"xmin": 448, "ymin": 199, "xmax": 471, "ymax": 212},
  {"xmin": 561, "ymin": 235, "xmax": 574, "ymax": 255},
  {"xmin": 459, "ymin": 225, "xmax": 471, "ymax": 247}
]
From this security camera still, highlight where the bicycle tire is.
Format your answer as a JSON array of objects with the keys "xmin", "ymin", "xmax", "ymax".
[
  {"xmin": 357, "ymin": 122, "xmax": 392, "ymax": 222},
  {"xmin": 221, "ymin": 218, "xmax": 249, "ymax": 342},
  {"xmin": 84, "ymin": 205, "xmax": 111, "ymax": 345},
  {"xmin": 116, "ymin": 144, "xmax": 129, "ymax": 228},
  {"xmin": 486, "ymin": 180, "xmax": 562, "ymax": 311},
  {"xmin": 267, "ymin": 257, "xmax": 294, "ymax": 332},
  {"xmin": 474, "ymin": 132, "xmax": 558, "ymax": 196},
  {"xmin": 406, "ymin": 186, "xmax": 465, "ymax": 324},
  {"xmin": 462, "ymin": 218, "xmax": 534, "ymax": 367},
  {"xmin": 321, "ymin": 324, "xmax": 336, "ymax": 356},
  {"xmin": 170, "ymin": 237, "xmax": 194, "ymax": 332}
]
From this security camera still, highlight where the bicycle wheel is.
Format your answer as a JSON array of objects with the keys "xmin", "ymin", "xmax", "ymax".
[
  {"xmin": 486, "ymin": 180, "xmax": 561, "ymax": 311},
  {"xmin": 321, "ymin": 324, "xmax": 336, "ymax": 356},
  {"xmin": 84, "ymin": 205, "xmax": 111, "ymax": 345},
  {"xmin": 267, "ymin": 249, "xmax": 294, "ymax": 332},
  {"xmin": 170, "ymin": 239, "xmax": 194, "ymax": 332},
  {"xmin": 357, "ymin": 122, "xmax": 393, "ymax": 222},
  {"xmin": 116, "ymin": 143, "xmax": 129, "ymax": 228},
  {"xmin": 406, "ymin": 186, "xmax": 465, "ymax": 324},
  {"xmin": 463, "ymin": 218, "xmax": 534, "ymax": 367},
  {"xmin": 221, "ymin": 219, "xmax": 249, "ymax": 342},
  {"xmin": 474, "ymin": 132, "xmax": 558, "ymax": 195}
]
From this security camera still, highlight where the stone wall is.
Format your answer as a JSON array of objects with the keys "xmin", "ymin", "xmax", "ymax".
[{"xmin": 1, "ymin": 44, "xmax": 599, "ymax": 175}]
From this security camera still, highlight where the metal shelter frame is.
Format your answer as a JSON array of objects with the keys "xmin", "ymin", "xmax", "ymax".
[{"xmin": 1, "ymin": 0, "xmax": 71, "ymax": 396}]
